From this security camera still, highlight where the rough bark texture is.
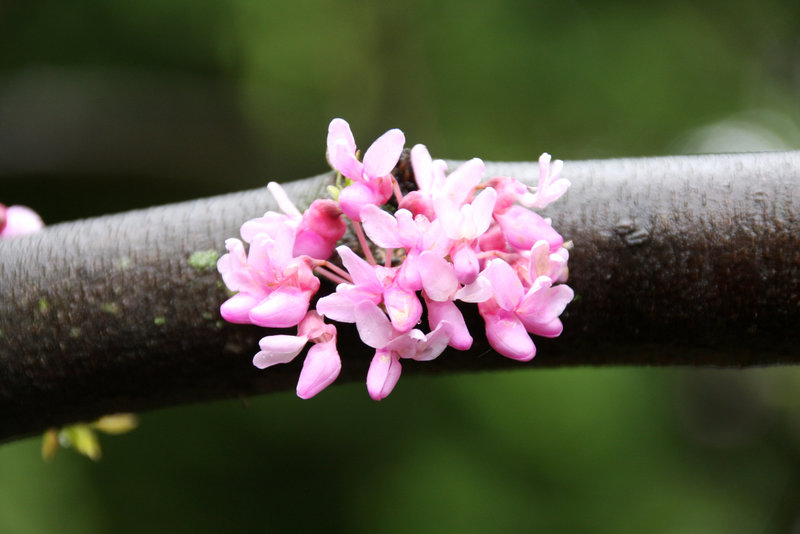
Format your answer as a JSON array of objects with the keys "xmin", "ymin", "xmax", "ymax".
[{"xmin": 1, "ymin": 152, "xmax": 798, "ymax": 441}]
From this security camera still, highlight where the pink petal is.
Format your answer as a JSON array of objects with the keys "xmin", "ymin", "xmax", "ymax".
[
  {"xmin": 296, "ymin": 340, "xmax": 341, "ymax": 399},
  {"xmin": 217, "ymin": 239, "xmax": 253, "ymax": 292},
  {"xmin": 433, "ymin": 193, "xmax": 462, "ymax": 240},
  {"xmin": 440, "ymin": 158, "xmax": 485, "ymax": 207},
  {"xmin": 529, "ymin": 240, "xmax": 551, "ymax": 278},
  {"xmin": 252, "ymin": 335, "xmax": 308, "ymax": 369},
  {"xmin": 327, "ymin": 119, "xmax": 363, "ymax": 180},
  {"xmin": 220, "ymin": 292, "xmax": 261, "ymax": 324},
  {"xmin": 338, "ymin": 181, "xmax": 382, "ymax": 221},
  {"xmin": 496, "ymin": 206, "xmax": 564, "ymax": 252},
  {"xmin": 521, "ymin": 316, "xmax": 564, "ymax": 338},
  {"xmin": 315, "ymin": 290, "xmax": 357, "ymax": 323},
  {"xmin": 482, "ymin": 308, "xmax": 536, "ymax": 361},
  {"xmin": 385, "ymin": 328, "xmax": 426, "ymax": 357},
  {"xmin": 469, "ymin": 187, "xmax": 497, "ymax": 237},
  {"xmin": 336, "ymin": 245, "xmax": 380, "ymax": 289},
  {"xmin": 451, "ymin": 243, "xmax": 479, "ymax": 285},
  {"xmin": 410, "ymin": 144, "xmax": 433, "ymax": 190},
  {"xmin": 517, "ymin": 277, "xmax": 574, "ymax": 323},
  {"xmin": 419, "ymin": 251, "xmax": 458, "ymax": 301},
  {"xmin": 363, "ymin": 128, "xmax": 405, "ymax": 179},
  {"xmin": 1, "ymin": 205, "xmax": 44, "ymax": 237},
  {"xmin": 360, "ymin": 204, "xmax": 403, "ymax": 248},
  {"xmin": 354, "ymin": 300, "xmax": 394, "ymax": 349},
  {"xmin": 384, "ymin": 285, "xmax": 423, "ymax": 332},
  {"xmin": 240, "ymin": 212, "xmax": 291, "ymax": 243},
  {"xmin": 267, "ymin": 182, "xmax": 302, "ymax": 219},
  {"xmin": 482, "ymin": 259, "xmax": 523, "ymax": 311},
  {"xmin": 398, "ymin": 190, "xmax": 434, "ymax": 219},
  {"xmin": 413, "ymin": 323, "xmax": 451, "ymax": 361},
  {"xmin": 397, "ymin": 248, "xmax": 422, "ymax": 291},
  {"xmin": 394, "ymin": 209, "xmax": 420, "ymax": 247},
  {"xmin": 367, "ymin": 349, "xmax": 402, "ymax": 401},
  {"xmin": 249, "ymin": 287, "xmax": 311, "ymax": 328},
  {"xmin": 297, "ymin": 310, "xmax": 330, "ymax": 341},
  {"xmin": 426, "ymin": 298, "xmax": 473, "ymax": 350},
  {"xmin": 454, "ymin": 275, "xmax": 492, "ymax": 303},
  {"xmin": 327, "ymin": 118, "xmax": 356, "ymax": 155}
]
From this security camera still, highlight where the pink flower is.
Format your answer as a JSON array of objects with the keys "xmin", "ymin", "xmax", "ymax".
[
  {"xmin": 494, "ymin": 205, "xmax": 564, "ymax": 252},
  {"xmin": 240, "ymin": 182, "xmax": 345, "ymax": 260},
  {"xmin": 485, "ymin": 175, "xmax": 536, "ymax": 215},
  {"xmin": 478, "ymin": 258, "xmax": 574, "ymax": 361},
  {"xmin": 316, "ymin": 245, "xmax": 422, "ymax": 332},
  {"xmin": 354, "ymin": 300, "xmax": 450, "ymax": 400},
  {"xmin": 0, "ymin": 204, "xmax": 44, "ymax": 237},
  {"xmin": 398, "ymin": 144, "xmax": 448, "ymax": 219},
  {"xmin": 529, "ymin": 153, "xmax": 570, "ymax": 209},
  {"xmin": 434, "ymin": 185, "xmax": 497, "ymax": 284},
  {"xmin": 217, "ymin": 224, "xmax": 320, "ymax": 328},
  {"xmin": 327, "ymin": 118, "xmax": 405, "ymax": 220},
  {"xmin": 253, "ymin": 311, "xmax": 341, "ymax": 399}
]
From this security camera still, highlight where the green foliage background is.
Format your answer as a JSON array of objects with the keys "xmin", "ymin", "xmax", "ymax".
[{"xmin": 1, "ymin": 1, "xmax": 800, "ymax": 532}]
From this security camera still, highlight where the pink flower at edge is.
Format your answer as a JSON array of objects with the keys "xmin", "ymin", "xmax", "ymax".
[
  {"xmin": 530, "ymin": 153, "xmax": 570, "ymax": 209},
  {"xmin": 0, "ymin": 204, "xmax": 44, "ymax": 237},
  {"xmin": 217, "ymin": 223, "xmax": 320, "ymax": 329},
  {"xmin": 327, "ymin": 118, "xmax": 405, "ymax": 221},
  {"xmin": 253, "ymin": 311, "xmax": 342, "ymax": 399},
  {"xmin": 478, "ymin": 258, "xmax": 574, "ymax": 361}
]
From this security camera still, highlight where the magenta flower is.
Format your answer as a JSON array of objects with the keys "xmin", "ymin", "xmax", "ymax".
[
  {"xmin": 217, "ymin": 224, "xmax": 320, "ymax": 328},
  {"xmin": 478, "ymin": 258, "xmax": 574, "ymax": 360},
  {"xmin": 327, "ymin": 118, "xmax": 405, "ymax": 221},
  {"xmin": 253, "ymin": 311, "xmax": 341, "ymax": 399},
  {"xmin": 0, "ymin": 204, "xmax": 44, "ymax": 237},
  {"xmin": 218, "ymin": 118, "xmax": 574, "ymax": 401}
]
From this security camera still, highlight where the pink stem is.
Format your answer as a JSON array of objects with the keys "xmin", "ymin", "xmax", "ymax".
[
  {"xmin": 314, "ymin": 266, "xmax": 350, "ymax": 285},
  {"xmin": 392, "ymin": 178, "xmax": 404, "ymax": 205},
  {"xmin": 352, "ymin": 221, "xmax": 376, "ymax": 265},
  {"xmin": 315, "ymin": 260, "xmax": 352, "ymax": 282}
]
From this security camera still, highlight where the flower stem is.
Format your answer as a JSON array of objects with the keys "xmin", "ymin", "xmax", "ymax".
[
  {"xmin": 352, "ymin": 221, "xmax": 376, "ymax": 265},
  {"xmin": 314, "ymin": 266, "xmax": 350, "ymax": 285}
]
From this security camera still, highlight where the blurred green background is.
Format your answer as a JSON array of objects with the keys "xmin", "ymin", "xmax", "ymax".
[{"xmin": 2, "ymin": 1, "xmax": 800, "ymax": 532}]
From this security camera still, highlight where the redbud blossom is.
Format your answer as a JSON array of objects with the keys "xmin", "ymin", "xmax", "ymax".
[{"xmin": 218, "ymin": 118, "xmax": 573, "ymax": 400}]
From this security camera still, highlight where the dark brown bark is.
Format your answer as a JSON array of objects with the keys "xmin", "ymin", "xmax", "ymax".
[{"xmin": 1, "ymin": 152, "xmax": 798, "ymax": 442}]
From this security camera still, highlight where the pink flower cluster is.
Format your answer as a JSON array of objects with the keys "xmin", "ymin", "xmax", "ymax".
[
  {"xmin": 0, "ymin": 203, "xmax": 44, "ymax": 238},
  {"xmin": 218, "ymin": 118, "xmax": 573, "ymax": 400}
]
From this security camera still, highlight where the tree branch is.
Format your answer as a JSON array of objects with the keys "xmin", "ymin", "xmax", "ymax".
[{"xmin": 1, "ymin": 152, "xmax": 798, "ymax": 441}]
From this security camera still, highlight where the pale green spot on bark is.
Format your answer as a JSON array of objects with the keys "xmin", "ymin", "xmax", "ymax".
[
  {"xmin": 114, "ymin": 256, "xmax": 133, "ymax": 271},
  {"xmin": 188, "ymin": 250, "xmax": 220, "ymax": 273},
  {"xmin": 69, "ymin": 327, "xmax": 82, "ymax": 339},
  {"xmin": 101, "ymin": 302, "xmax": 120, "ymax": 315},
  {"xmin": 201, "ymin": 311, "xmax": 214, "ymax": 320},
  {"xmin": 154, "ymin": 316, "xmax": 167, "ymax": 326},
  {"xmin": 38, "ymin": 298, "xmax": 49, "ymax": 314}
]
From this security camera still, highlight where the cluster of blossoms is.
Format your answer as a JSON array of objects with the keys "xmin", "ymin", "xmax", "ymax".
[
  {"xmin": 0, "ymin": 203, "xmax": 43, "ymax": 238},
  {"xmin": 217, "ymin": 118, "xmax": 574, "ymax": 400}
]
